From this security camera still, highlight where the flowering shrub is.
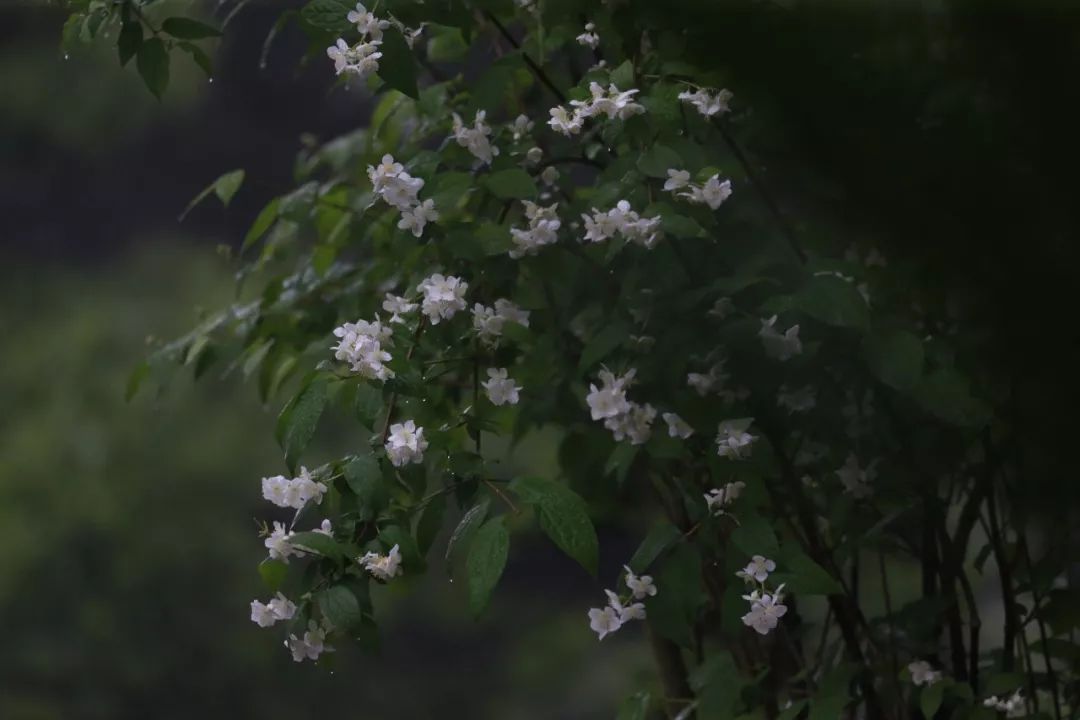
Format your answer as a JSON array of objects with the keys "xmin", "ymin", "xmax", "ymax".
[{"xmin": 63, "ymin": 0, "xmax": 1078, "ymax": 718}]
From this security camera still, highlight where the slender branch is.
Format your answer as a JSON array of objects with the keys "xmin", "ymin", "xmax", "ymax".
[
  {"xmin": 380, "ymin": 316, "xmax": 426, "ymax": 443},
  {"xmin": 878, "ymin": 551, "xmax": 902, "ymax": 709},
  {"xmin": 483, "ymin": 11, "xmax": 567, "ymax": 104}
]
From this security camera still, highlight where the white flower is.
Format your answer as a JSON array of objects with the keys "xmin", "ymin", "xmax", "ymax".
[
  {"xmin": 509, "ymin": 201, "xmax": 561, "ymax": 258},
  {"xmin": 314, "ymin": 519, "xmax": 333, "ymax": 536},
  {"xmin": 482, "ymin": 367, "xmax": 522, "ymax": 406},
  {"xmin": 417, "ymin": 273, "xmax": 468, "ymax": 324},
  {"xmin": 678, "ymin": 88, "xmax": 733, "ymax": 118},
  {"xmin": 836, "ymin": 454, "xmax": 877, "ymax": 499},
  {"xmin": 708, "ymin": 297, "xmax": 735, "ymax": 320},
  {"xmin": 526, "ymin": 146, "xmax": 543, "ymax": 164},
  {"xmin": 385, "ymin": 420, "xmax": 428, "ymax": 467},
  {"xmin": 604, "ymin": 402, "xmax": 656, "ymax": 445},
  {"xmin": 333, "ymin": 319, "xmax": 394, "ymax": 381},
  {"xmin": 451, "ymin": 110, "xmax": 499, "ymax": 165},
  {"xmin": 909, "ymin": 660, "xmax": 942, "ymax": 687},
  {"xmin": 587, "ymin": 605, "xmax": 622, "ymax": 640},
  {"xmin": 576, "ymin": 22, "xmax": 600, "ymax": 48},
  {"xmin": 984, "ymin": 691, "xmax": 1024, "ymax": 716},
  {"xmin": 582, "ymin": 200, "xmax": 661, "ymax": 248},
  {"xmin": 347, "ymin": 3, "xmax": 390, "ymax": 40},
  {"xmin": 494, "ymin": 298, "xmax": 530, "ymax": 327},
  {"xmin": 367, "ymin": 153, "xmax": 427, "ymax": 213},
  {"xmin": 759, "ymin": 315, "xmax": 802, "ymax": 361},
  {"xmin": 777, "ymin": 385, "xmax": 816, "ymax": 414},
  {"xmin": 664, "ymin": 169, "xmax": 691, "ymax": 192},
  {"xmin": 705, "ymin": 481, "xmax": 746, "ymax": 516},
  {"xmin": 261, "ymin": 474, "xmax": 290, "ymax": 507},
  {"xmin": 265, "ymin": 521, "xmax": 303, "ymax": 563},
  {"xmin": 250, "ymin": 599, "xmax": 277, "ymax": 627},
  {"xmin": 716, "ymin": 419, "xmax": 756, "ymax": 459},
  {"xmin": 662, "ymin": 412, "xmax": 694, "ymax": 439},
  {"xmin": 624, "ymin": 565, "xmax": 658, "ymax": 600},
  {"xmin": 326, "ymin": 38, "xmax": 382, "ymax": 78},
  {"xmin": 605, "ymin": 590, "xmax": 646, "ymax": 622},
  {"xmin": 548, "ymin": 106, "xmax": 584, "ymax": 136},
  {"xmin": 581, "ymin": 209, "xmax": 619, "ymax": 243},
  {"xmin": 262, "ymin": 467, "xmax": 327, "ymax": 510},
  {"xmin": 737, "ymin": 555, "xmax": 776, "ymax": 583},
  {"xmin": 586, "ymin": 369, "xmax": 635, "ymax": 421},
  {"xmin": 680, "ymin": 175, "xmax": 732, "ymax": 210},
  {"xmin": 382, "ymin": 293, "xmax": 417, "ymax": 324},
  {"xmin": 540, "ymin": 165, "xmax": 560, "ymax": 186},
  {"xmin": 397, "ymin": 198, "xmax": 439, "ymax": 237},
  {"xmin": 360, "ymin": 543, "xmax": 404, "ymax": 580},
  {"xmin": 511, "ymin": 114, "xmax": 534, "ymax": 141},
  {"xmin": 741, "ymin": 589, "xmax": 788, "ymax": 635},
  {"xmin": 472, "ymin": 303, "xmax": 505, "ymax": 343},
  {"xmin": 285, "ymin": 620, "xmax": 334, "ymax": 662}
]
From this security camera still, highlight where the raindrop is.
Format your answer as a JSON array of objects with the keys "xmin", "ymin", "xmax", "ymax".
[
  {"xmin": 209, "ymin": 77, "xmax": 215, "ymax": 84},
  {"xmin": 63, "ymin": 54, "xmax": 70, "ymax": 60}
]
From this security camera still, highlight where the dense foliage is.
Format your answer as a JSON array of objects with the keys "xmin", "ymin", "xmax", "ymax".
[{"xmin": 61, "ymin": 0, "xmax": 1080, "ymax": 718}]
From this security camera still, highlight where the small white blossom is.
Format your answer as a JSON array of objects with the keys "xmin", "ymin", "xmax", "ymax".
[
  {"xmin": 385, "ymin": 420, "xmax": 428, "ymax": 467},
  {"xmin": 314, "ymin": 519, "xmax": 333, "ymax": 536},
  {"xmin": 586, "ymin": 369, "xmax": 635, "ymax": 420},
  {"xmin": 265, "ymin": 521, "xmax": 304, "ymax": 563},
  {"xmin": 909, "ymin": 660, "xmax": 942, "ymax": 687},
  {"xmin": 548, "ymin": 106, "xmax": 584, "ymax": 136},
  {"xmin": 526, "ymin": 146, "xmax": 543, "ymax": 164},
  {"xmin": 680, "ymin": 174, "xmax": 732, "ymax": 210},
  {"xmin": 509, "ymin": 201, "xmax": 561, "ymax": 258},
  {"xmin": 624, "ymin": 565, "xmax": 658, "ymax": 600},
  {"xmin": 587, "ymin": 605, "xmax": 622, "ymax": 640},
  {"xmin": 576, "ymin": 22, "xmax": 600, "ymax": 48},
  {"xmin": 360, "ymin": 543, "xmax": 404, "ymax": 580},
  {"xmin": 249, "ymin": 592, "xmax": 297, "ymax": 628},
  {"xmin": 664, "ymin": 169, "xmax": 691, "ymax": 192},
  {"xmin": 250, "ymin": 600, "xmax": 277, "ymax": 627},
  {"xmin": 605, "ymin": 590, "xmax": 646, "ymax": 622},
  {"xmin": 604, "ymin": 402, "xmax": 656, "ymax": 445},
  {"xmin": 510, "ymin": 114, "xmax": 534, "ymax": 141},
  {"xmin": 836, "ymin": 454, "xmax": 877, "ymax": 499},
  {"xmin": 285, "ymin": 620, "xmax": 333, "ymax": 662},
  {"xmin": 451, "ymin": 110, "xmax": 499, "ymax": 165},
  {"xmin": 481, "ymin": 367, "xmax": 522, "ymax": 406},
  {"xmin": 382, "ymin": 293, "xmax": 417, "ymax": 324},
  {"xmin": 261, "ymin": 467, "xmax": 327, "ymax": 510},
  {"xmin": 678, "ymin": 87, "xmax": 733, "ymax": 118},
  {"xmin": 581, "ymin": 200, "xmax": 662, "ymax": 248},
  {"xmin": 759, "ymin": 315, "xmax": 802, "ymax": 361},
  {"xmin": 540, "ymin": 165, "xmax": 560, "ymax": 186},
  {"xmin": 417, "ymin": 273, "xmax": 468, "ymax": 324},
  {"xmin": 347, "ymin": 3, "xmax": 390, "ymax": 40},
  {"xmin": 777, "ymin": 384, "xmax": 817, "ymax": 414},
  {"xmin": 705, "ymin": 481, "xmax": 746, "ymax": 516},
  {"xmin": 494, "ymin": 298, "xmax": 530, "ymax": 327},
  {"xmin": 397, "ymin": 198, "xmax": 439, "ymax": 237},
  {"xmin": 333, "ymin": 319, "xmax": 395, "ymax": 381},
  {"xmin": 741, "ymin": 588, "xmax": 788, "ymax": 635},
  {"xmin": 662, "ymin": 412, "xmax": 694, "ymax": 439},
  {"xmin": 716, "ymin": 419, "xmax": 756, "ymax": 459},
  {"xmin": 984, "ymin": 691, "xmax": 1024, "ymax": 716},
  {"xmin": 737, "ymin": 555, "xmax": 776, "ymax": 583},
  {"xmin": 326, "ymin": 38, "xmax": 383, "ymax": 78}
]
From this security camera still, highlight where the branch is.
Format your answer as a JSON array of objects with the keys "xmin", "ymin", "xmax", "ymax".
[{"xmin": 483, "ymin": 11, "xmax": 567, "ymax": 104}]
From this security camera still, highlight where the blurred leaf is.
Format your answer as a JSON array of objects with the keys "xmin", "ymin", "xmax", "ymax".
[
  {"xmin": 376, "ymin": 28, "xmax": 419, "ymax": 99},
  {"xmin": 510, "ymin": 477, "xmax": 598, "ymax": 576},
  {"xmin": 162, "ymin": 17, "xmax": 222, "ymax": 39},
  {"xmin": 117, "ymin": 20, "xmax": 143, "ymax": 66},
  {"xmin": 181, "ymin": 169, "xmax": 246, "ymax": 221},
  {"xmin": 809, "ymin": 664, "xmax": 855, "ymax": 720},
  {"xmin": 242, "ymin": 198, "xmax": 281, "ymax": 252},
  {"xmin": 617, "ymin": 691, "xmax": 652, "ymax": 720},
  {"xmin": 344, "ymin": 454, "xmax": 385, "ymax": 520},
  {"xmin": 691, "ymin": 650, "xmax": 740, "ymax": 720},
  {"xmin": 466, "ymin": 516, "xmax": 509, "ymax": 617},
  {"xmin": 275, "ymin": 377, "xmax": 328, "ymax": 473},
  {"xmin": 318, "ymin": 585, "xmax": 364, "ymax": 630},
  {"xmin": 300, "ymin": 0, "xmax": 353, "ymax": 33},
  {"xmin": 637, "ymin": 144, "xmax": 682, "ymax": 178},
  {"xmin": 482, "ymin": 169, "xmax": 537, "ymax": 200},
  {"xmin": 125, "ymin": 361, "xmax": 150, "ymax": 402},
  {"xmin": 136, "ymin": 37, "xmax": 170, "ymax": 99},
  {"xmin": 610, "ymin": 59, "xmax": 634, "ymax": 88},
  {"xmin": 730, "ymin": 512, "xmax": 780, "ymax": 558},
  {"xmin": 914, "ymin": 368, "xmax": 992, "ymax": 428},
  {"xmin": 446, "ymin": 497, "xmax": 490, "ymax": 577},
  {"xmin": 644, "ymin": 544, "xmax": 703, "ymax": 649},
  {"xmin": 258, "ymin": 558, "xmax": 288, "ymax": 591},
  {"xmin": 178, "ymin": 41, "xmax": 214, "ymax": 77},
  {"xmin": 628, "ymin": 521, "xmax": 682, "ymax": 573},
  {"xmin": 290, "ymin": 531, "xmax": 346, "ymax": 559},
  {"xmin": 414, "ymin": 493, "xmax": 446, "ymax": 555},
  {"xmin": 353, "ymin": 383, "xmax": 383, "ymax": 429},
  {"xmin": 795, "ymin": 275, "xmax": 869, "ymax": 329},
  {"xmin": 864, "ymin": 328, "xmax": 924, "ymax": 391},
  {"xmin": 921, "ymin": 681, "xmax": 945, "ymax": 720}
]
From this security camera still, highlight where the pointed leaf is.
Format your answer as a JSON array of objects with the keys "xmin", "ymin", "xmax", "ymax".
[
  {"xmin": 136, "ymin": 37, "xmax": 170, "ymax": 98},
  {"xmin": 376, "ymin": 28, "xmax": 419, "ymax": 99},
  {"xmin": 466, "ymin": 516, "xmax": 509, "ymax": 617}
]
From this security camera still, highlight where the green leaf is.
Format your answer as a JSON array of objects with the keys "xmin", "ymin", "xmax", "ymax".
[
  {"xmin": 125, "ymin": 361, "xmax": 150, "ymax": 402},
  {"xmin": 604, "ymin": 442, "xmax": 639, "ymax": 487},
  {"xmin": 509, "ymin": 477, "xmax": 598, "ymax": 575},
  {"xmin": 617, "ymin": 691, "xmax": 652, "ymax": 720},
  {"xmin": 258, "ymin": 558, "xmax": 288, "ymax": 591},
  {"xmin": 289, "ymin": 531, "xmax": 345, "ymax": 559},
  {"xmin": 637, "ymin": 144, "xmax": 682, "ymax": 179},
  {"xmin": 864, "ymin": 328, "xmax": 924, "ymax": 391},
  {"xmin": 730, "ymin": 513, "xmax": 780, "ymax": 558},
  {"xmin": 117, "ymin": 20, "xmax": 143, "ymax": 67},
  {"xmin": 774, "ymin": 549, "xmax": 842, "ymax": 596},
  {"xmin": 610, "ymin": 59, "xmax": 634, "ymax": 88},
  {"xmin": 300, "ymin": 0, "xmax": 353, "ymax": 33},
  {"xmin": 482, "ymin": 168, "xmax": 537, "ymax": 200},
  {"xmin": 344, "ymin": 454, "xmax": 385, "ymax": 520},
  {"xmin": 466, "ymin": 516, "xmax": 509, "ymax": 617},
  {"xmin": 809, "ymin": 664, "xmax": 855, "ymax": 720},
  {"xmin": 778, "ymin": 700, "xmax": 808, "ymax": 720},
  {"xmin": 376, "ymin": 28, "xmax": 419, "ymax": 99},
  {"xmin": 136, "ymin": 37, "xmax": 170, "ymax": 99},
  {"xmin": 178, "ymin": 41, "xmax": 213, "ymax": 77},
  {"xmin": 921, "ymin": 682, "xmax": 945, "ymax": 720},
  {"xmin": 795, "ymin": 274, "xmax": 869, "ymax": 329},
  {"xmin": 414, "ymin": 493, "xmax": 446, "ymax": 555},
  {"xmin": 353, "ymin": 383, "xmax": 383, "ymax": 429},
  {"xmin": 446, "ymin": 497, "xmax": 491, "ymax": 577},
  {"xmin": 578, "ymin": 320, "xmax": 628, "ymax": 372},
  {"xmin": 644, "ymin": 544, "xmax": 703, "ymax": 649},
  {"xmin": 162, "ymin": 17, "xmax": 222, "ymax": 39},
  {"xmin": 181, "ymin": 169, "xmax": 246, "ymax": 221},
  {"xmin": 318, "ymin": 585, "xmax": 364, "ymax": 630},
  {"xmin": 242, "ymin": 198, "xmax": 280, "ymax": 252},
  {"xmin": 691, "ymin": 650, "xmax": 741, "ymax": 720},
  {"xmin": 914, "ymin": 368, "xmax": 992, "ymax": 428},
  {"xmin": 628, "ymin": 521, "xmax": 682, "ymax": 573},
  {"xmin": 275, "ymin": 378, "xmax": 328, "ymax": 473}
]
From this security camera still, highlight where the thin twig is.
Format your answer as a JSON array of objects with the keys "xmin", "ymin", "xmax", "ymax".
[
  {"xmin": 483, "ymin": 11, "xmax": 567, "ymax": 104},
  {"xmin": 380, "ymin": 316, "xmax": 426, "ymax": 443}
]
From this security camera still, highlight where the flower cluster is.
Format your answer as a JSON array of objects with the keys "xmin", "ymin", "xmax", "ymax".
[
  {"xmin": 472, "ymin": 298, "xmax": 530, "ymax": 345},
  {"xmin": 509, "ymin": 201, "xmax": 562, "ymax": 258},
  {"xmin": 836, "ymin": 454, "xmax": 877, "ymax": 499},
  {"xmin": 367, "ymin": 154, "xmax": 438, "ymax": 237},
  {"xmin": 588, "ymin": 566, "xmax": 656, "ymax": 640},
  {"xmin": 576, "ymin": 22, "xmax": 600, "ymax": 48},
  {"xmin": 451, "ymin": 110, "xmax": 499, "ymax": 165},
  {"xmin": 705, "ymin": 480, "xmax": 746, "ymax": 516},
  {"xmin": 481, "ymin": 367, "xmax": 522, "ymax": 406},
  {"xmin": 510, "ymin": 114, "xmax": 534, "ymax": 142},
  {"xmin": 581, "ymin": 200, "xmax": 663, "ymax": 248},
  {"xmin": 360, "ymin": 544, "xmax": 403, "ymax": 581},
  {"xmin": 548, "ymin": 82, "xmax": 644, "ymax": 136},
  {"xmin": 285, "ymin": 620, "xmax": 334, "ymax": 663},
  {"xmin": 261, "ymin": 466, "xmax": 328, "ymax": 510},
  {"xmin": 736, "ymin": 555, "xmax": 788, "ymax": 635},
  {"xmin": 385, "ymin": 420, "xmax": 428, "ymax": 467},
  {"xmin": 984, "ymin": 691, "xmax": 1024, "ymax": 715},
  {"xmin": 586, "ymin": 368, "xmax": 655, "ymax": 445},
  {"xmin": 264, "ymin": 521, "xmax": 304, "ymax": 562},
  {"xmin": 417, "ymin": 273, "xmax": 467, "ymax": 324},
  {"xmin": 250, "ymin": 592, "xmax": 297, "ymax": 628},
  {"xmin": 665, "ymin": 170, "xmax": 733, "ymax": 210},
  {"xmin": 332, "ymin": 317, "xmax": 395, "ymax": 381},
  {"xmin": 908, "ymin": 660, "xmax": 943, "ymax": 687},
  {"xmin": 382, "ymin": 293, "xmax": 418, "ymax": 324},
  {"xmin": 325, "ymin": 3, "xmax": 388, "ymax": 79},
  {"xmin": 678, "ymin": 87, "xmax": 733, "ymax": 118},
  {"xmin": 716, "ymin": 418, "xmax": 756, "ymax": 459},
  {"xmin": 759, "ymin": 315, "xmax": 802, "ymax": 361}
]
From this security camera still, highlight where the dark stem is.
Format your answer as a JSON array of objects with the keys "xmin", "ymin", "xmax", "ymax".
[{"xmin": 483, "ymin": 11, "xmax": 567, "ymax": 104}]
